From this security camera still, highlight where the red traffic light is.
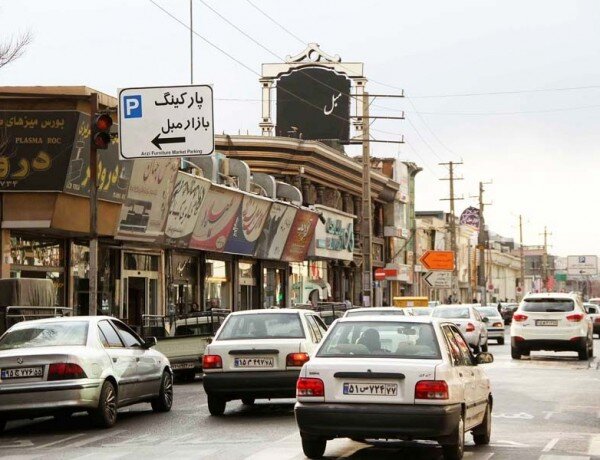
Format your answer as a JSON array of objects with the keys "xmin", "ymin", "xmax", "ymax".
[
  {"xmin": 92, "ymin": 113, "xmax": 113, "ymax": 150},
  {"xmin": 94, "ymin": 114, "xmax": 113, "ymax": 131},
  {"xmin": 93, "ymin": 132, "xmax": 111, "ymax": 149}
]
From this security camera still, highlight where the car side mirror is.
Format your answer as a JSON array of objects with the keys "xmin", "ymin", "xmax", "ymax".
[
  {"xmin": 476, "ymin": 352, "xmax": 494, "ymax": 364},
  {"xmin": 482, "ymin": 317, "xmax": 489, "ymax": 323},
  {"xmin": 143, "ymin": 336, "xmax": 157, "ymax": 349}
]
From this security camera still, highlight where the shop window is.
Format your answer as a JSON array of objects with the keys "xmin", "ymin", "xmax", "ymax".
[
  {"xmin": 205, "ymin": 259, "xmax": 231, "ymax": 310},
  {"xmin": 238, "ymin": 261, "xmax": 256, "ymax": 310},
  {"xmin": 169, "ymin": 254, "xmax": 199, "ymax": 315}
]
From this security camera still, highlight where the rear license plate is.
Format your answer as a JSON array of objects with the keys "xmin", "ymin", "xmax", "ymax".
[
  {"xmin": 343, "ymin": 382, "xmax": 398, "ymax": 396},
  {"xmin": 1, "ymin": 366, "xmax": 44, "ymax": 379},
  {"xmin": 171, "ymin": 362, "xmax": 195, "ymax": 370},
  {"xmin": 234, "ymin": 357, "xmax": 274, "ymax": 368},
  {"xmin": 535, "ymin": 320, "xmax": 558, "ymax": 326}
]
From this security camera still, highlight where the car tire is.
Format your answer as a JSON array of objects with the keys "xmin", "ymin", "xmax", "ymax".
[
  {"xmin": 0, "ymin": 418, "xmax": 6, "ymax": 433},
  {"xmin": 472, "ymin": 338, "xmax": 481, "ymax": 354},
  {"xmin": 301, "ymin": 435, "xmax": 327, "ymax": 459},
  {"xmin": 481, "ymin": 340, "xmax": 488, "ymax": 353},
  {"xmin": 151, "ymin": 371, "xmax": 173, "ymax": 413},
  {"xmin": 578, "ymin": 342, "xmax": 590, "ymax": 360},
  {"xmin": 589, "ymin": 340, "xmax": 594, "ymax": 358},
  {"xmin": 89, "ymin": 380, "xmax": 118, "ymax": 428},
  {"xmin": 473, "ymin": 401, "xmax": 492, "ymax": 445},
  {"xmin": 497, "ymin": 337, "xmax": 505, "ymax": 345},
  {"xmin": 241, "ymin": 397, "xmax": 255, "ymax": 406},
  {"xmin": 441, "ymin": 412, "xmax": 464, "ymax": 460},
  {"xmin": 207, "ymin": 395, "xmax": 226, "ymax": 416},
  {"xmin": 511, "ymin": 346, "xmax": 521, "ymax": 359}
]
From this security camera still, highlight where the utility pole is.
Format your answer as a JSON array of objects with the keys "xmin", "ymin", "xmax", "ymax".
[
  {"xmin": 476, "ymin": 181, "xmax": 492, "ymax": 306},
  {"xmin": 439, "ymin": 161, "xmax": 463, "ymax": 303},
  {"xmin": 88, "ymin": 93, "xmax": 99, "ymax": 316},
  {"xmin": 361, "ymin": 92, "xmax": 373, "ymax": 307},
  {"xmin": 519, "ymin": 215, "xmax": 525, "ymax": 299},
  {"xmin": 540, "ymin": 226, "xmax": 552, "ymax": 291}
]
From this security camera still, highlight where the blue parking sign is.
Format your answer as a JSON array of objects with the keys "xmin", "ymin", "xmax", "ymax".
[{"xmin": 123, "ymin": 95, "xmax": 142, "ymax": 118}]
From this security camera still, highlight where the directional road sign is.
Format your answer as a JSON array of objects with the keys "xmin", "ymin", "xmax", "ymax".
[
  {"xmin": 118, "ymin": 85, "xmax": 214, "ymax": 160},
  {"xmin": 419, "ymin": 250, "xmax": 455, "ymax": 271},
  {"xmin": 566, "ymin": 255, "xmax": 598, "ymax": 276},
  {"xmin": 423, "ymin": 271, "xmax": 452, "ymax": 289}
]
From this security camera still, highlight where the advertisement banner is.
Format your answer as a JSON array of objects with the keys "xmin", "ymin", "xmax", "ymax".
[
  {"xmin": 459, "ymin": 206, "xmax": 481, "ymax": 229},
  {"xmin": 308, "ymin": 205, "xmax": 355, "ymax": 261},
  {"xmin": 281, "ymin": 209, "xmax": 319, "ymax": 262},
  {"xmin": 223, "ymin": 194, "xmax": 272, "ymax": 255},
  {"xmin": 254, "ymin": 202, "xmax": 298, "ymax": 260},
  {"xmin": 0, "ymin": 111, "xmax": 82, "ymax": 191},
  {"xmin": 162, "ymin": 171, "xmax": 211, "ymax": 247},
  {"xmin": 189, "ymin": 185, "xmax": 243, "ymax": 252},
  {"xmin": 116, "ymin": 158, "xmax": 179, "ymax": 240}
]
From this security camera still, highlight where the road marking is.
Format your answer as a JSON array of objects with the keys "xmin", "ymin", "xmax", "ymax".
[
  {"xmin": 543, "ymin": 438, "xmax": 560, "ymax": 452},
  {"xmin": 489, "ymin": 440, "xmax": 529, "ymax": 448},
  {"xmin": 33, "ymin": 433, "xmax": 86, "ymax": 449},
  {"xmin": 543, "ymin": 411, "xmax": 556, "ymax": 420},
  {"xmin": 587, "ymin": 434, "xmax": 600, "ymax": 456},
  {"xmin": 492, "ymin": 412, "xmax": 534, "ymax": 419},
  {"xmin": 65, "ymin": 430, "xmax": 126, "ymax": 448},
  {"xmin": 244, "ymin": 447, "xmax": 302, "ymax": 460},
  {"xmin": 539, "ymin": 456, "xmax": 590, "ymax": 460},
  {"xmin": 0, "ymin": 439, "xmax": 35, "ymax": 448}
]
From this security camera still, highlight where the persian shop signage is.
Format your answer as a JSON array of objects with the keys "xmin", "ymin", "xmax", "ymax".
[{"xmin": 309, "ymin": 206, "xmax": 355, "ymax": 261}]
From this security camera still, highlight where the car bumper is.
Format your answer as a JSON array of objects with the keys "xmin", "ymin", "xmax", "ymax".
[
  {"xmin": 511, "ymin": 336, "xmax": 586, "ymax": 351},
  {"xmin": 169, "ymin": 355, "xmax": 202, "ymax": 373},
  {"xmin": 0, "ymin": 379, "xmax": 102, "ymax": 418},
  {"xmin": 593, "ymin": 324, "xmax": 600, "ymax": 334},
  {"xmin": 295, "ymin": 402, "xmax": 462, "ymax": 440},
  {"xmin": 487, "ymin": 329, "xmax": 505, "ymax": 339},
  {"xmin": 203, "ymin": 370, "xmax": 300, "ymax": 399}
]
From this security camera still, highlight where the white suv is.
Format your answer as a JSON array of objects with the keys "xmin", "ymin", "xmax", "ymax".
[
  {"xmin": 202, "ymin": 309, "xmax": 327, "ymax": 415},
  {"xmin": 510, "ymin": 293, "xmax": 594, "ymax": 360}
]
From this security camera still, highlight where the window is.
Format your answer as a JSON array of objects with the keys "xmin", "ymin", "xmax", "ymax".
[
  {"xmin": 111, "ymin": 320, "xmax": 142, "ymax": 347},
  {"xmin": 98, "ymin": 320, "xmax": 124, "ymax": 348},
  {"xmin": 441, "ymin": 325, "xmax": 462, "ymax": 365},
  {"xmin": 217, "ymin": 313, "xmax": 305, "ymax": 340},
  {"xmin": 98, "ymin": 327, "xmax": 110, "ymax": 347},
  {"xmin": 449, "ymin": 326, "xmax": 474, "ymax": 366},
  {"xmin": 432, "ymin": 307, "xmax": 470, "ymax": 319},
  {"xmin": 313, "ymin": 315, "xmax": 328, "ymax": 334},
  {"xmin": 305, "ymin": 315, "xmax": 323, "ymax": 342},
  {"xmin": 522, "ymin": 298, "xmax": 574, "ymax": 313},
  {"xmin": 0, "ymin": 321, "xmax": 88, "ymax": 350}
]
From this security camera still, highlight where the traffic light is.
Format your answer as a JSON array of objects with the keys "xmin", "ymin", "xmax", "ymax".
[{"xmin": 92, "ymin": 113, "xmax": 113, "ymax": 149}]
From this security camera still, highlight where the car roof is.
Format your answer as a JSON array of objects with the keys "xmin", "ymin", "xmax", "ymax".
[
  {"xmin": 348, "ymin": 307, "xmax": 403, "ymax": 312},
  {"xmin": 523, "ymin": 292, "xmax": 578, "ymax": 300},
  {"xmin": 336, "ymin": 315, "xmax": 439, "ymax": 325},
  {"xmin": 6, "ymin": 315, "xmax": 114, "ymax": 327},
  {"xmin": 227, "ymin": 308, "xmax": 308, "ymax": 316}
]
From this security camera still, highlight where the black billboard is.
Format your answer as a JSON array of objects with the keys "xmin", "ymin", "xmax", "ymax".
[{"xmin": 276, "ymin": 67, "xmax": 351, "ymax": 141}]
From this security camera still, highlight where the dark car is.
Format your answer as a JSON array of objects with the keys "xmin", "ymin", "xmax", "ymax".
[{"xmin": 500, "ymin": 303, "xmax": 519, "ymax": 325}]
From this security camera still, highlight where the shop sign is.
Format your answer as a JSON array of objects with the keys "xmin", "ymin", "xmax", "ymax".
[
  {"xmin": 189, "ymin": 184, "xmax": 243, "ymax": 252},
  {"xmin": 254, "ymin": 202, "xmax": 298, "ymax": 260},
  {"xmin": 281, "ymin": 209, "xmax": 319, "ymax": 262},
  {"xmin": 0, "ymin": 110, "xmax": 82, "ymax": 191},
  {"xmin": 116, "ymin": 158, "xmax": 179, "ymax": 241},
  {"xmin": 161, "ymin": 171, "xmax": 211, "ymax": 247},
  {"xmin": 308, "ymin": 206, "xmax": 355, "ymax": 261},
  {"xmin": 224, "ymin": 194, "xmax": 272, "ymax": 255}
]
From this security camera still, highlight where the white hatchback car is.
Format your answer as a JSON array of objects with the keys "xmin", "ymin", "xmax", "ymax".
[
  {"xmin": 343, "ymin": 307, "xmax": 410, "ymax": 318},
  {"xmin": 510, "ymin": 293, "xmax": 594, "ymax": 360},
  {"xmin": 202, "ymin": 309, "xmax": 327, "ymax": 415},
  {"xmin": 431, "ymin": 305, "xmax": 489, "ymax": 353},
  {"xmin": 295, "ymin": 316, "xmax": 493, "ymax": 460}
]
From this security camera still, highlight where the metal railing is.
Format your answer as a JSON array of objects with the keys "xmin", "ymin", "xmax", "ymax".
[{"xmin": 3, "ymin": 306, "xmax": 72, "ymax": 331}]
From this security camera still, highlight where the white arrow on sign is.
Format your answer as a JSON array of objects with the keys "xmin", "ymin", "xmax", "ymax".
[{"xmin": 423, "ymin": 271, "xmax": 452, "ymax": 288}]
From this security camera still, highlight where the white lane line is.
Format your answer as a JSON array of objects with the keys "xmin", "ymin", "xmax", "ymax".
[
  {"xmin": 543, "ymin": 438, "xmax": 560, "ymax": 452},
  {"xmin": 65, "ymin": 430, "xmax": 127, "ymax": 449},
  {"xmin": 33, "ymin": 433, "xmax": 86, "ymax": 449},
  {"xmin": 587, "ymin": 434, "xmax": 600, "ymax": 456},
  {"xmin": 539, "ymin": 456, "xmax": 590, "ymax": 460}
]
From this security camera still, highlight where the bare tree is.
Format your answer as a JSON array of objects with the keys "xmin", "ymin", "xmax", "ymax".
[{"xmin": 0, "ymin": 31, "xmax": 32, "ymax": 70}]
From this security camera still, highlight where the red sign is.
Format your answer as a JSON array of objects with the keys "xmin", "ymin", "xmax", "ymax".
[
  {"xmin": 419, "ymin": 250, "xmax": 455, "ymax": 271},
  {"xmin": 375, "ymin": 268, "xmax": 398, "ymax": 280},
  {"xmin": 281, "ymin": 209, "xmax": 319, "ymax": 262}
]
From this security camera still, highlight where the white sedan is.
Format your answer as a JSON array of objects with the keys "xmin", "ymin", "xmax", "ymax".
[
  {"xmin": 432, "ymin": 305, "xmax": 489, "ymax": 352},
  {"xmin": 295, "ymin": 316, "xmax": 493, "ymax": 459},
  {"xmin": 0, "ymin": 316, "xmax": 173, "ymax": 431},
  {"xmin": 343, "ymin": 307, "xmax": 410, "ymax": 318}
]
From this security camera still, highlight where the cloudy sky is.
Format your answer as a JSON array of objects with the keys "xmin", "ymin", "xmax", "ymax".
[{"xmin": 1, "ymin": 0, "xmax": 598, "ymax": 256}]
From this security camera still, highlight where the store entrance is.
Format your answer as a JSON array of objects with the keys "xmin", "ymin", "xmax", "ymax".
[{"xmin": 127, "ymin": 277, "xmax": 146, "ymax": 327}]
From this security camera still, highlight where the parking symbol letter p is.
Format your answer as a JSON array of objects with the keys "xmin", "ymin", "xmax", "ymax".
[{"xmin": 123, "ymin": 95, "xmax": 142, "ymax": 119}]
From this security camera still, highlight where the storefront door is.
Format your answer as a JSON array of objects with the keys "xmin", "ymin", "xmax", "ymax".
[{"xmin": 122, "ymin": 252, "xmax": 161, "ymax": 329}]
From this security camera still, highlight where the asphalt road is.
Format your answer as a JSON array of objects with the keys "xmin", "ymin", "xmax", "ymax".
[{"xmin": 2, "ymin": 333, "xmax": 600, "ymax": 460}]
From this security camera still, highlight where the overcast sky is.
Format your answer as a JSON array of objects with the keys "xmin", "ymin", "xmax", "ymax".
[{"xmin": 1, "ymin": 0, "xmax": 598, "ymax": 257}]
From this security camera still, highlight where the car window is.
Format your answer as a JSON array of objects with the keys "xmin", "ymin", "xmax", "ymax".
[
  {"xmin": 217, "ymin": 313, "xmax": 305, "ymax": 340},
  {"xmin": 111, "ymin": 320, "xmax": 143, "ymax": 347},
  {"xmin": 345, "ymin": 309, "xmax": 405, "ymax": 317},
  {"xmin": 313, "ymin": 315, "xmax": 328, "ymax": 332},
  {"xmin": 522, "ymin": 298, "xmax": 574, "ymax": 312},
  {"xmin": 97, "ymin": 327, "xmax": 110, "ymax": 347},
  {"xmin": 0, "ymin": 321, "xmax": 89, "ymax": 350},
  {"xmin": 476, "ymin": 307, "xmax": 501, "ymax": 318},
  {"xmin": 449, "ymin": 326, "xmax": 474, "ymax": 366},
  {"xmin": 98, "ymin": 320, "xmax": 124, "ymax": 348},
  {"xmin": 431, "ymin": 307, "xmax": 470, "ymax": 319},
  {"xmin": 441, "ymin": 325, "xmax": 462, "ymax": 366},
  {"xmin": 305, "ymin": 315, "xmax": 322, "ymax": 342},
  {"xmin": 317, "ymin": 321, "xmax": 441, "ymax": 359}
]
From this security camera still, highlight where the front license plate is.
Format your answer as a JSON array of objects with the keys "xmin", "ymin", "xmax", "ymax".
[
  {"xmin": 171, "ymin": 362, "xmax": 195, "ymax": 370},
  {"xmin": 343, "ymin": 382, "xmax": 398, "ymax": 396},
  {"xmin": 536, "ymin": 320, "xmax": 558, "ymax": 326},
  {"xmin": 234, "ymin": 357, "xmax": 274, "ymax": 368},
  {"xmin": 0, "ymin": 366, "xmax": 44, "ymax": 379}
]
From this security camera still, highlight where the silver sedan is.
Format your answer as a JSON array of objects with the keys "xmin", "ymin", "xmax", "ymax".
[{"xmin": 0, "ymin": 316, "xmax": 173, "ymax": 431}]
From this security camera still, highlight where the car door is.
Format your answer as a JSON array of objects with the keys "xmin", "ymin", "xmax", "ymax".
[
  {"xmin": 471, "ymin": 308, "xmax": 487, "ymax": 343},
  {"xmin": 97, "ymin": 320, "xmax": 137, "ymax": 403},
  {"xmin": 111, "ymin": 319, "xmax": 162, "ymax": 399}
]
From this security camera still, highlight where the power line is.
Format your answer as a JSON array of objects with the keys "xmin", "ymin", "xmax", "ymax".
[
  {"xmin": 410, "ymin": 84, "xmax": 600, "ymax": 99},
  {"xmin": 244, "ymin": 0, "xmax": 305, "ymax": 46},
  {"xmin": 402, "ymin": 103, "xmax": 600, "ymax": 116}
]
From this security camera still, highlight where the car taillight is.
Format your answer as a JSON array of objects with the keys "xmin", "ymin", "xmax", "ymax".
[
  {"xmin": 566, "ymin": 314, "xmax": 584, "ymax": 322},
  {"xmin": 286, "ymin": 352, "xmax": 310, "ymax": 367},
  {"xmin": 493, "ymin": 322, "xmax": 504, "ymax": 328},
  {"xmin": 415, "ymin": 380, "xmax": 449, "ymax": 400},
  {"xmin": 465, "ymin": 322, "xmax": 475, "ymax": 332},
  {"xmin": 513, "ymin": 336, "xmax": 525, "ymax": 342},
  {"xmin": 48, "ymin": 363, "xmax": 87, "ymax": 381},
  {"xmin": 513, "ymin": 314, "xmax": 528, "ymax": 322},
  {"xmin": 594, "ymin": 317, "xmax": 600, "ymax": 323},
  {"xmin": 296, "ymin": 377, "xmax": 324, "ymax": 397},
  {"xmin": 202, "ymin": 354, "xmax": 222, "ymax": 369}
]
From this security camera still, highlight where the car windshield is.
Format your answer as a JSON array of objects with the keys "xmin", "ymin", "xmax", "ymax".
[
  {"xmin": 345, "ymin": 309, "xmax": 405, "ymax": 317},
  {"xmin": 476, "ymin": 307, "xmax": 501, "ymax": 317},
  {"xmin": 317, "ymin": 321, "xmax": 441, "ymax": 359},
  {"xmin": 217, "ymin": 313, "xmax": 305, "ymax": 340},
  {"xmin": 431, "ymin": 307, "xmax": 471, "ymax": 319},
  {"xmin": 522, "ymin": 299, "xmax": 575, "ymax": 312},
  {"xmin": 0, "ymin": 321, "xmax": 89, "ymax": 350},
  {"xmin": 410, "ymin": 308, "xmax": 432, "ymax": 316}
]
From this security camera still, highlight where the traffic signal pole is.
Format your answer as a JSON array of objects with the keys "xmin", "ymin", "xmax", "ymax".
[
  {"xmin": 89, "ymin": 92, "xmax": 99, "ymax": 316},
  {"xmin": 361, "ymin": 92, "xmax": 373, "ymax": 307}
]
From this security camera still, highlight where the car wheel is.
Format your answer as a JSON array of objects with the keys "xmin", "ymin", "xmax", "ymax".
[
  {"xmin": 497, "ymin": 337, "xmax": 505, "ymax": 345},
  {"xmin": 511, "ymin": 346, "xmax": 521, "ymax": 359},
  {"xmin": 473, "ymin": 401, "xmax": 492, "ymax": 445},
  {"xmin": 441, "ymin": 412, "xmax": 464, "ymax": 460},
  {"xmin": 90, "ymin": 380, "xmax": 118, "ymax": 428},
  {"xmin": 151, "ymin": 371, "xmax": 173, "ymax": 413},
  {"xmin": 301, "ymin": 435, "xmax": 327, "ymax": 459},
  {"xmin": 0, "ymin": 418, "xmax": 6, "ymax": 433},
  {"xmin": 207, "ymin": 395, "xmax": 226, "ymax": 416},
  {"xmin": 588, "ymin": 339, "xmax": 594, "ymax": 358},
  {"xmin": 481, "ymin": 340, "xmax": 488, "ymax": 353},
  {"xmin": 578, "ymin": 342, "xmax": 590, "ymax": 360},
  {"xmin": 472, "ymin": 338, "xmax": 481, "ymax": 354},
  {"xmin": 241, "ymin": 397, "xmax": 255, "ymax": 406}
]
